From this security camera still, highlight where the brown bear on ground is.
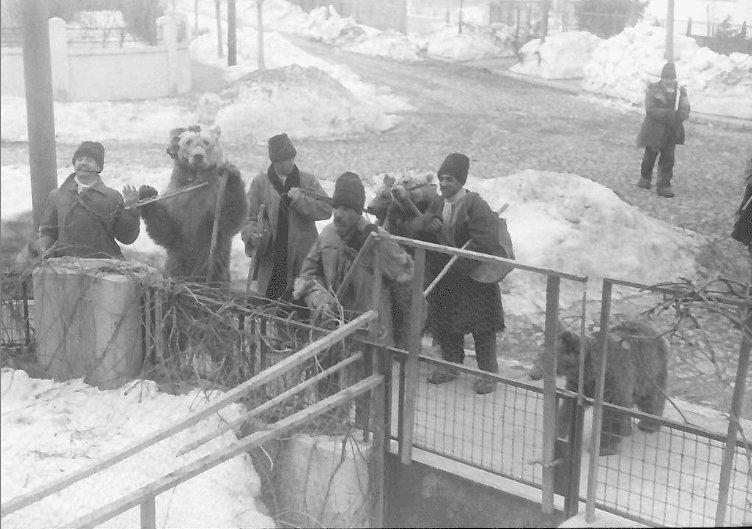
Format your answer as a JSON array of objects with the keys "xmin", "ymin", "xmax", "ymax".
[
  {"xmin": 139, "ymin": 125, "xmax": 247, "ymax": 286},
  {"xmin": 529, "ymin": 321, "xmax": 669, "ymax": 456}
]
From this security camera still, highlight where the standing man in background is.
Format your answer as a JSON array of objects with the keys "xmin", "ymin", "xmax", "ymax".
[{"xmin": 636, "ymin": 61, "xmax": 691, "ymax": 198}]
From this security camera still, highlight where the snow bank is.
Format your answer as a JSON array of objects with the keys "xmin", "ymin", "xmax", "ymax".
[
  {"xmin": 512, "ymin": 31, "xmax": 602, "ymax": 79},
  {"xmin": 583, "ymin": 23, "xmax": 752, "ymax": 118},
  {"xmin": 214, "ymin": 65, "xmax": 401, "ymax": 143},
  {"xmin": 0, "ymin": 368, "xmax": 273, "ymax": 528},
  {"xmin": 468, "ymin": 170, "xmax": 702, "ymax": 314}
]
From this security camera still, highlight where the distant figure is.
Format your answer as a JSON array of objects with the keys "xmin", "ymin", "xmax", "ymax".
[
  {"xmin": 38, "ymin": 141, "xmax": 140, "ymax": 258},
  {"xmin": 241, "ymin": 133, "xmax": 331, "ymax": 302},
  {"xmin": 636, "ymin": 61, "xmax": 691, "ymax": 198}
]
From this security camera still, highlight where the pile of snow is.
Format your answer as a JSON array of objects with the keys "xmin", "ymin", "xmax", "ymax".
[
  {"xmin": 511, "ymin": 31, "xmax": 602, "ymax": 79},
  {"xmin": 212, "ymin": 65, "xmax": 401, "ymax": 142},
  {"xmin": 468, "ymin": 170, "xmax": 703, "ymax": 313},
  {"xmin": 583, "ymin": 23, "xmax": 752, "ymax": 118},
  {"xmin": 0, "ymin": 368, "xmax": 273, "ymax": 528}
]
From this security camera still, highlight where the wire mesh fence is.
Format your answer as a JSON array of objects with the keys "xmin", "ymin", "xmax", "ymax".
[{"xmin": 590, "ymin": 403, "xmax": 752, "ymax": 527}]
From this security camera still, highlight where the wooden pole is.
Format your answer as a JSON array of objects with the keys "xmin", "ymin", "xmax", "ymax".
[
  {"xmin": 665, "ymin": 0, "xmax": 675, "ymax": 61},
  {"xmin": 257, "ymin": 0, "xmax": 266, "ymax": 71},
  {"xmin": 227, "ymin": 0, "xmax": 236, "ymax": 66},
  {"xmin": 193, "ymin": 0, "xmax": 199, "ymax": 35},
  {"xmin": 541, "ymin": 0, "xmax": 550, "ymax": 38},
  {"xmin": 215, "ymin": 0, "xmax": 224, "ymax": 58},
  {"xmin": 400, "ymin": 246, "xmax": 425, "ymax": 464},
  {"xmin": 207, "ymin": 172, "xmax": 228, "ymax": 284},
  {"xmin": 541, "ymin": 275, "xmax": 560, "ymax": 514},
  {"xmin": 585, "ymin": 280, "xmax": 612, "ymax": 522},
  {"xmin": 21, "ymin": 0, "xmax": 57, "ymax": 231}
]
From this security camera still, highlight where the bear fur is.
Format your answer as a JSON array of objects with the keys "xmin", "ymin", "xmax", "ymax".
[
  {"xmin": 366, "ymin": 170, "xmax": 438, "ymax": 238},
  {"xmin": 529, "ymin": 321, "xmax": 669, "ymax": 456},
  {"xmin": 365, "ymin": 170, "xmax": 437, "ymax": 350},
  {"xmin": 139, "ymin": 125, "xmax": 248, "ymax": 286}
]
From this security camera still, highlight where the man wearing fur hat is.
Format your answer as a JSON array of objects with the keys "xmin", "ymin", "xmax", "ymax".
[
  {"xmin": 242, "ymin": 133, "xmax": 332, "ymax": 302},
  {"xmin": 293, "ymin": 171, "xmax": 414, "ymax": 346},
  {"xmin": 636, "ymin": 61, "xmax": 691, "ymax": 198},
  {"xmin": 37, "ymin": 141, "xmax": 140, "ymax": 258},
  {"xmin": 420, "ymin": 153, "xmax": 506, "ymax": 394}
]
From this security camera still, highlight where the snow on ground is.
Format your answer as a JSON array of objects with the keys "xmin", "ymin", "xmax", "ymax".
[
  {"xmin": 512, "ymin": 31, "xmax": 602, "ymax": 79},
  {"xmin": 583, "ymin": 23, "xmax": 752, "ymax": 119},
  {"xmin": 0, "ymin": 368, "xmax": 273, "ymax": 528}
]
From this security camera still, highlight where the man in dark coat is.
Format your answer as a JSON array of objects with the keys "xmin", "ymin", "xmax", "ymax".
[
  {"xmin": 242, "ymin": 133, "xmax": 332, "ymax": 302},
  {"xmin": 38, "ymin": 141, "xmax": 140, "ymax": 258},
  {"xmin": 636, "ymin": 61, "xmax": 691, "ymax": 198},
  {"xmin": 420, "ymin": 153, "xmax": 506, "ymax": 394}
]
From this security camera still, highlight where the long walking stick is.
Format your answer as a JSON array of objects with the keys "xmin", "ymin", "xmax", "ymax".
[
  {"xmin": 423, "ymin": 203, "xmax": 509, "ymax": 297},
  {"xmin": 124, "ymin": 182, "xmax": 209, "ymax": 209},
  {"xmin": 207, "ymin": 171, "xmax": 228, "ymax": 283},
  {"xmin": 245, "ymin": 204, "xmax": 267, "ymax": 294}
]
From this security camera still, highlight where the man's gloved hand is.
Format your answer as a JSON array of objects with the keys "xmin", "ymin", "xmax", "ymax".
[
  {"xmin": 241, "ymin": 222, "xmax": 269, "ymax": 256},
  {"xmin": 309, "ymin": 288, "xmax": 337, "ymax": 322},
  {"xmin": 287, "ymin": 187, "xmax": 303, "ymax": 203},
  {"xmin": 138, "ymin": 185, "xmax": 158, "ymax": 200},
  {"xmin": 347, "ymin": 224, "xmax": 378, "ymax": 251}
]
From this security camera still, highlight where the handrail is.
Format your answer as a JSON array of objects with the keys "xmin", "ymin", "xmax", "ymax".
[
  {"xmin": 379, "ymin": 233, "xmax": 588, "ymax": 283},
  {"xmin": 178, "ymin": 351, "xmax": 365, "ymax": 456},
  {"xmin": 0, "ymin": 310, "xmax": 377, "ymax": 518},
  {"xmin": 66, "ymin": 375, "xmax": 385, "ymax": 529}
]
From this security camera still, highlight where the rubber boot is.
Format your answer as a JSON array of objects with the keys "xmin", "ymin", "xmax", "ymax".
[{"xmin": 636, "ymin": 177, "xmax": 651, "ymax": 189}]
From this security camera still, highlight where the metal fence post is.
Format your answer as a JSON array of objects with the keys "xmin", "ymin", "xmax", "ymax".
[
  {"xmin": 585, "ymin": 280, "xmax": 612, "ymax": 521},
  {"xmin": 714, "ymin": 303, "xmax": 752, "ymax": 525},
  {"xmin": 399, "ymin": 247, "xmax": 425, "ymax": 464},
  {"xmin": 541, "ymin": 274, "xmax": 560, "ymax": 513},
  {"xmin": 140, "ymin": 496, "xmax": 156, "ymax": 529}
]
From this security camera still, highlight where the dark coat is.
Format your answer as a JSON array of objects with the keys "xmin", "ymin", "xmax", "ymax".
[
  {"xmin": 39, "ymin": 173, "xmax": 140, "ymax": 258},
  {"xmin": 636, "ymin": 82, "xmax": 691, "ymax": 150},
  {"xmin": 421, "ymin": 191, "xmax": 505, "ymax": 334}
]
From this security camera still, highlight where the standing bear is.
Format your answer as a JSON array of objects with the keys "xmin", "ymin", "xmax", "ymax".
[
  {"xmin": 139, "ymin": 125, "xmax": 248, "ymax": 286},
  {"xmin": 529, "ymin": 321, "xmax": 669, "ymax": 456}
]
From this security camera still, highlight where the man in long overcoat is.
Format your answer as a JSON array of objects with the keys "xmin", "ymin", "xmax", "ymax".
[
  {"xmin": 242, "ymin": 133, "xmax": 332, "ymax": 301},
  {"xmin": 420, "ymin": 153, "xmax": 506, "ymax": 394},
  {"xmin": 636, "ymin": 61, "xmax": 691, "ymax": 198}
]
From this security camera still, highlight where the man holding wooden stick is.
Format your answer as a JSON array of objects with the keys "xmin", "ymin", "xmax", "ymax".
[
  {"xmin": 241, "ymin": 133, "xmax": 331, "ymax": 302},
  {"xmin": 293, "ymin": 171, "xmax": 414, "ymax": 345},
  {"xmin": 420, "ymin": 153, "xmax": 507, "ymax": 394}
]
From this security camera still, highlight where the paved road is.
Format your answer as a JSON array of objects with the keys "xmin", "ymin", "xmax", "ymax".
[{"xmin": 285, "ymin": 36, "xmax": 751, "ymax": 283}]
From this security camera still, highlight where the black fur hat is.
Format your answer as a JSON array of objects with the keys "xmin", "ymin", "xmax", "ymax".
[
  {"xmin": 437, "ymin": 153, "xmax": 470, "ymax": 185},
  {"xmin": 332, "ymin": 171, "xmax": 365, "ymax": 213},
  {"xmin": 268, "ymin": 133, "xmax": 297, "ymax": 163},
  {"xmin": 72, "ymin": 141, "xmax": 105, "ymax": 170}
]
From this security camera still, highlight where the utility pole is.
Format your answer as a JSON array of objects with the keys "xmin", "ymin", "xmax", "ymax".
[
  {"xmin": 215, "ymin": 0, "xmax": 223, "ymax": 58},
  {"xmin": 665, "ymin": 0, "xmax": 675, "ymax": 60},
  {"xmin": 228, "ymin": 0, "xmax": 236, "ymax": 66},
  {"xmin": 257, "ymin": 0, "xmax": 265, "ymax": 71},
  {"xmin": 21, "ymin": 0, "xmax": 57, "ymax": 230},
  {"xmin": 458, "ymin": 0, "xmax": 464, "ymax": 34},
  {"xmin": 193, "ymin": 0, "xmax": 199, "ymax": 35},
  {"xmin": 541, "ymin": 0, "xmax": 550, "ymax": 38}
]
